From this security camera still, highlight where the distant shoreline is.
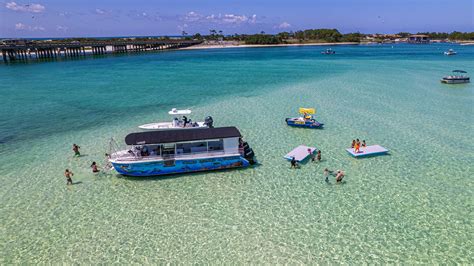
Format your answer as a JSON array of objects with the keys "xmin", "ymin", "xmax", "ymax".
[{"xmin": 182, "ymin": 42, "xmax": 360, "ymax": 50}]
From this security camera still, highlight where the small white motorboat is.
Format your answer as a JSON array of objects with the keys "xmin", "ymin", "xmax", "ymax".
[
  {"xmin": 321, "ymin": 48, "xmax": 336, "ymax": 55},
  {"xmin": 440, "ymin": 70, "xmax": 470, "ymax": 84},
  {"xmin": 444, "ymin": 49, "xmax": 457, "ymax": 56},
  {"xmin": 138, "ymin": 108, "xmax": 213, "ymax": 130}
]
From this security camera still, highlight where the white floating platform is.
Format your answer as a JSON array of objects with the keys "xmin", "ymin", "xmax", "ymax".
[
  {"xmin": 346, "ymin": 145, "xmax": 389, "ymax": 158},
  {"xmin": 284, "ymin": 145, "xmax": 317, "ymax": 162}
]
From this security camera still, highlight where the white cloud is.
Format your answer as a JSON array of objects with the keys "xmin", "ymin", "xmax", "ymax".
[
  {"xmin": 249, "ymin": 14, "xmax": 257, "ymax": 24},
  {"xmin": 56, "ymin": 25, "xmax": 68, "ymax": 31},
  {"xmin": 31, "ymin": 25, "xmax": 45, "ymax": 31},
  {"xmin": 126, "ymin": 10, "xmax": 161, "ymax": 21},
  {"xmin": 184, "ymin": 11, "xmax": 258, "ymax": 25},
  {"xmin": 15, "ymin": 22, "xmax": 27, "ymax": 30},
  {"xmin": 95, "ymin": 8, "xmax": 106, "ymax": 15},
  {"xmin": 184, "ymin": 11, "xmax": 203, "ymax": 22},
  {"xmin": 6, "ymin": 2, "xmax": 45, "ymax": 13},
  {"xmin": 277, "ymin": 22, "xmax": 291, "ymax": 29},
  {"xmin": 15, "ymin": 22, "xmax": 44, "ymax": 31},
  {"xmin": 221, "ymin": 14, "xmax": 250, "ymax": 24}
]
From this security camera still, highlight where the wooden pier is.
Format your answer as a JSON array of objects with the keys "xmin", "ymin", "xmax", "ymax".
[{"xmin": 0, "ymin": 39, "xmax": 201, "ymax": 63}]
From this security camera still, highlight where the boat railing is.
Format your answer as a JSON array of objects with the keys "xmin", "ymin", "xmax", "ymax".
[{"xmin": 112, "ymin": 149, "xmax": 236, "ymax": 162}]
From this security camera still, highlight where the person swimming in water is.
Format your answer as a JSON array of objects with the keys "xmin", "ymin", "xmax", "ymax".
[
  {"xmin": 64, "ymin": 169, "xmax": 74, "ymax": 185},
  {"xmin": 72, "ymin": 144, "xmax": 81, "ymax": 157},
  {"xmin": 90, "ymin": 162, "xmax": 99, "ymax": 173}
]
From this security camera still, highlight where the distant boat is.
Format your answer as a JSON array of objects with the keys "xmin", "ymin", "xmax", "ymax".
[
  {"xmin": 444, "ymin": 49, "xmax": 457, "ymax": 56},
  {"xmin": 285, "ymin": 107, "xmax": 324, "ymax": 128},
  {"xmin": 138, "ymin": 108, "xmax": 212, "ymax": 130},
  {"xmin": 321, "ymin": 48, "xmax": 336, "ymax": 55},
  {"xmin": 440, "ymin": 70, "xmax": 470, "ymax": 84}
]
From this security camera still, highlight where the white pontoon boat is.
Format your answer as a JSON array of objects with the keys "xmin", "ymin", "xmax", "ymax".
[{"xmin": 440, "ymin": 70, "xmax": 470, "ymax": 84}]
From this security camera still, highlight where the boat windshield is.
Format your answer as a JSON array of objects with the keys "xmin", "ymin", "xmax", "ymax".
[{"xmin": 168, "ymin": 108, "xmax": 192, "ymax": 115}]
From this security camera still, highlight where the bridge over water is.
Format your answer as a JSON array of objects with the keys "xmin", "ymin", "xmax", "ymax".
[{"xmin": 0, "ymin": 39, "xmax": 202, "ymax": 62}]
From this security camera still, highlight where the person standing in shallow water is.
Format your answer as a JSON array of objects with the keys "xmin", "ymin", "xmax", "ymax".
[
  {"xmin": 336, "ymin": 170, "xmax": 345, "ymax": 183},
  {"xmin": 290, "ymin": 157, "xmax": 298, "ymax": 169},
  {"xmin": 324, "ymin": 168, "xmax": 330, "ymax": 182},
  {"xmin": 308, "ymin": 149, "xmax": 315, "ymax": 162},
  {"xmin": 91, "ymin": 162, "xmax": 99, "ymax": 173},
  {"xmin": 317, "ymin": 150, "xmax": 322, "ymax": 162},
  {"xmin": 72, "ymin": 144, "xmax": 81, "ymax": 157},
  {"xmin": 64, "ymin": 169, "xmax": 74, "ymax": 185}
]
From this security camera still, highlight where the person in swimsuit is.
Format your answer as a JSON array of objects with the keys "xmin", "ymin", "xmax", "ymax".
[
  {"xmin": 336, "ymin": 170, "xmax": 345, "ymax": 183},
  {"xmin": 354, "ymin": 139, "xmax": 360, "ymax": 153},
  {"xmin": 72, "ymin": 144, "xmax": 81, "ymax": 156},
  {"xmin": 308, "ymin": 149, "xmax": 315, "ymax": 162},
  {"xmin": 290, "ymin": 157, "xmax": 298, "ymax": 169},
  {"xmin": 90, "ymin": 162, "xmax": 99, "ymax": 173},
  {"xmin": 351, "ymin": 140, "xmax": 356, "ymax": 148},
  {"xmin": 65, "ymin": 169, "xmax": 74, "ymax": 185},
  {"xmin": 362, "ymin": 140, "xmax": 366, "ymax": 147},
  {"xmin": 317, "ymin": 150, "xmax": 322, "ymax": 162},
  {"xmin": 324, "ymin": 168, "xmax": 331, "ymax": 182}
]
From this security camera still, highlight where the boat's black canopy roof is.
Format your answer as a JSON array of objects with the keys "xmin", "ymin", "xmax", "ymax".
[
  {"xmin": 125, "ymin": 127, "xmax": 242, "ymax": 145},
  {"xmin": 453, "ymin": 70, "xmax": 467, "ymax": 73}
]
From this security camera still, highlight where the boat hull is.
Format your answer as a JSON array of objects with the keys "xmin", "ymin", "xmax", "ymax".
[
  {"xmin": 440, "ymin": 78, "xmax": 470, "ymax": 84},
  {"xmin": 111, "ymin": 155, "xmax": 250, "ymax": 177},
  {"xmin": 285, "ymin": 118, "xmax": 324, "ymax": 128}
]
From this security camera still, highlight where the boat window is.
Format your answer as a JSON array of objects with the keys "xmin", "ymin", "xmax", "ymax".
[
  {"xmin": 162, "ymin": 144, "xmax": 175, "ymax": 157},
  {"xmin": 147, "ymin": 145, "xmax": 161, "ymax": 156},
  {"xmin": 176, "ymin": 141, "xmax": 207, "ymax": 154},
  {"xmin": 208, "ymin": 139, "xmax": 224, "ymax": 151}
]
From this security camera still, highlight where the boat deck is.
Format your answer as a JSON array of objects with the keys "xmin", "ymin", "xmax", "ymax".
[
  {"xmin": 346, "ymin": 145, "xmax": 389, "ymax": 158},
  {"xmin": 284, "ymin": 145, "xmax": 317, "ymax": 162}
]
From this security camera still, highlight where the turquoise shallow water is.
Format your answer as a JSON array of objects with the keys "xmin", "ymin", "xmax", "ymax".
[{"xmin": 0, "ymin": 44, "xmax": 473, "ymax": 263}]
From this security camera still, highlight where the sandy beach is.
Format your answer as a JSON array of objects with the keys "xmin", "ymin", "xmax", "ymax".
[{"xmin": 182, "ymin": 42, "xmax": 360, "ymax": 50}]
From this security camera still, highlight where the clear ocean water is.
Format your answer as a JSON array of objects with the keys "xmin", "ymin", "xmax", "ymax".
[{"xmin": 0, "ymin": 44, "xmax": 473, "ymax": 263}]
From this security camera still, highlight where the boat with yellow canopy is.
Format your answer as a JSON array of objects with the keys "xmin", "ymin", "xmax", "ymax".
[{"xmin": 285, "ymin": 108, "xmax": 324, "ymax": 128}]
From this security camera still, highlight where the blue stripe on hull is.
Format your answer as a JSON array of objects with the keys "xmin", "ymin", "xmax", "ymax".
[
  {"xmin": 286, "ymin": 121, "xmax": 324, "ymax": 128},
  {"xmin": 112, "ymin": 156, "xmax": 250, "ymax": 177}
]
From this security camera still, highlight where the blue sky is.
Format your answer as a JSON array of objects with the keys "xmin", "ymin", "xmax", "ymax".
[{"xmin": 1, "ymin": 0, "xmax": 473, "ymax": 38}]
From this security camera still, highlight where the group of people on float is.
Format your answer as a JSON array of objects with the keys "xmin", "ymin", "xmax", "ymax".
[{"xmin": 351, "ymin": 139, "xmax": 366, "ymax": 153}]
